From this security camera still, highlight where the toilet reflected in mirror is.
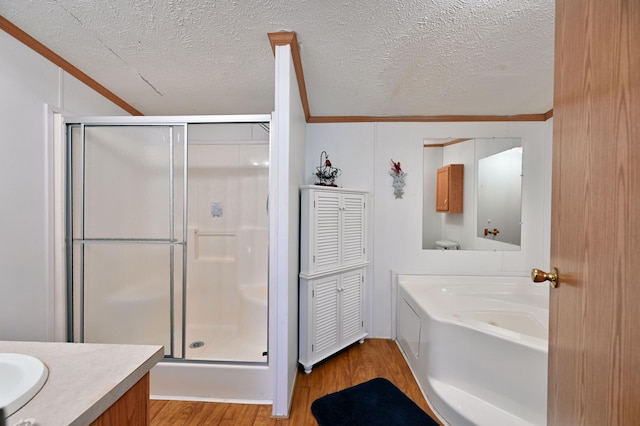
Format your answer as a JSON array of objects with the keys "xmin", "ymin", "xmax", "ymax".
[{"xmin": 435, "ymin": 240, "xmax": 460, "ymax": 250}]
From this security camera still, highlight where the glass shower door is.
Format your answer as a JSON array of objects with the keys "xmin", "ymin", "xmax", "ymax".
[{"xmin": 69, "ymin": 125, "xmax": 185, "ymax": 357}]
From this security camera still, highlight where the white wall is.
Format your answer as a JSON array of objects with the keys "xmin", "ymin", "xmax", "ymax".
[
  {"xmin": 422, "ymin": 146, "xmax": 442, "ymax": 248},
  {"xmin": 306, "ymin": 120, "xmax": 553, "ymax": 337},
  {"xmin": 0, "ymin": 30, "xmax": 128, "ymax": 341},
  {"xmin": 271, "ymin": 44, "xmax": 306, "ymax": 417}
]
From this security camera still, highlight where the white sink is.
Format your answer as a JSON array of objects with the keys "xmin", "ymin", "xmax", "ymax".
[{"xmin": 0, "ymin": 353, "xmax": 48, "ymax": 417}]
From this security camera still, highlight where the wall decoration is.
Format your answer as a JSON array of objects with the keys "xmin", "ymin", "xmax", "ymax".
[
  {"xmin": 314, "ymin": 151, "xmax": 341, "ymax": 186},
  {"xmin": 389, "ymin": 159, "xmax": 407, "ymax": 199},
  {"xmin": 210, "ymin": 202, "xmax": 224, "ymax": 218}
]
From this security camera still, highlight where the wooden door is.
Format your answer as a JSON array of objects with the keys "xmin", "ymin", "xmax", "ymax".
[{"xmin": 549, "ymin": 0, "xmax": 640, "ymax": 424}]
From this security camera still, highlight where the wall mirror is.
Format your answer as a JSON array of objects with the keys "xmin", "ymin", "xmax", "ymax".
[{"xmin": 422, "ymin": 137, "xmax": 523, "ymax": 251}]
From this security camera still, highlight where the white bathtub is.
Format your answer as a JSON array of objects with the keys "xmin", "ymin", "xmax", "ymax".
[{"xmin": 396, "ymin": 275, "xmax": 548, "ymax": 426}]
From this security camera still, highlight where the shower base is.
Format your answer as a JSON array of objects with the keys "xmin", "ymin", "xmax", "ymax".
[{"xmin": 184, "ymin": 324, "xmax": 267, "ymax": 363}]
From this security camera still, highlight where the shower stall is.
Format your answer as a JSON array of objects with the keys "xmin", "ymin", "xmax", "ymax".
[{"xmin": 66, "ymin": 116, "xmax": 270, "ymax": 372}]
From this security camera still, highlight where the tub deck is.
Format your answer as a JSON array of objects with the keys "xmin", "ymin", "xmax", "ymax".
[{"xmin": 396, "ymin": 275, "xmax": 549, "ymax": 426}]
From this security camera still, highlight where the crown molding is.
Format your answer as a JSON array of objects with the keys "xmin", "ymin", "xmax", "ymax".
[
  {"xmin": 268, "ymin": 31, "xmax": 311, "ymax": 121},
  {"xmin": 0, "ymin": 15, "xmax": 143, "ymax": 116},
  {"xmin": 308, "ymin": 113, "xmax": 551, "ymax": 123}
]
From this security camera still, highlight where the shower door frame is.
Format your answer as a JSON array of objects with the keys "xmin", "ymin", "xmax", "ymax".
[{"xmin": 65, "ymin": 114, "xmax": 272, "ymax": 363}]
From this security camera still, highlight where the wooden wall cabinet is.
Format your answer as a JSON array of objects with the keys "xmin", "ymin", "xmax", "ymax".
[
  {"xmin": 299, "ymin": 186, "xmax": 368, "ymax": 373},
  {"xmin": 436, "ymin": 164, "xmax": 464, "ymax": 213}
]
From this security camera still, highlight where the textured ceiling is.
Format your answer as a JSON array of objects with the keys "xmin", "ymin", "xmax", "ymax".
[{"xmin": 0, "ymin": 0, "xmax": 555, "ymax": 117}]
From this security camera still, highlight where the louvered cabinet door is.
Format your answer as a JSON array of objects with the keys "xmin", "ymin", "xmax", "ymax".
[
  {"xmin": 341, "ymin": 193, "xmax": 366, "ymax": 267},
  {"xmin": 312, "ymin": 191, "xmax": 341, "ymax": 272},
  {"xmin": 299, "ymin": 269, "xmax": 368, "ymax": 373},
  {"xmin": 339, "ymin": 268, "xmax": 364, "ymax": 343},
  {"xmin": 310, "ymin": 275, "xmax": 340, "ymax": 362}
]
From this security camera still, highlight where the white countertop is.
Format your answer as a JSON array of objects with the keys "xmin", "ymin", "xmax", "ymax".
[{"xmin": 1, "ymin": 341, "xmax": 164, "ymax": 426}]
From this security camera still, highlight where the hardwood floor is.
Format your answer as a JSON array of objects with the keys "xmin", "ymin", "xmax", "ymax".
[{"xmin": 150, "ymin": 338, "xmax": 442, "ymax": 425}]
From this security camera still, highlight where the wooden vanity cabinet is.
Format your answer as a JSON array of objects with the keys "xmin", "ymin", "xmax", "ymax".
[
  {"xmin": 91, "ymin": 373, "xmax": 150, "ymax": 425},
  {"xmin": 436, "ymin": 164, "xmax": 464, "ymax": 213}
]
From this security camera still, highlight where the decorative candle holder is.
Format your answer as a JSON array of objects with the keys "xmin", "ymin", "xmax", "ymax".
[{"xmin": 314, "ymin": 151, "xmax": 341, "ymax": 186}]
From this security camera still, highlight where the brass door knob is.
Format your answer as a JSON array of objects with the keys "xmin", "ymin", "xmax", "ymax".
[{"xmin": 531, "ymin": 267, "xmax": 558, "ymax": 288}]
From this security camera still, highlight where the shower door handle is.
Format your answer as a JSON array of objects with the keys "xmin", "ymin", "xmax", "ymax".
[{"xmin": 531, "ymin": 267, "xmax": 558, "ymax": 288}]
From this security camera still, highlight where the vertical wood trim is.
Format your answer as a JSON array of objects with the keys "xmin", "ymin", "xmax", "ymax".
[
  {"xmin": 268, "ymin": 32, "xmax": 311, "ymax": 122},
  {"xmin": 0, "ymin": 15, "xmax": 143, "ymax": 116}
]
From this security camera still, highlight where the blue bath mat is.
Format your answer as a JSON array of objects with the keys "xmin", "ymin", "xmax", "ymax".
[{"xmin": 311, "ymin": 377, "xmax": 439, "ymax": 426}]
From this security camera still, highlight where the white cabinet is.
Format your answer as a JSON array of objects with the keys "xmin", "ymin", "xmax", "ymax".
[
  {"xmin": 299, "ymin": 186, "xmax": 368, "ymax": 373},
  {"xmin": 300, "ymin": 187, "xmax": 366, "ymax": 274}
]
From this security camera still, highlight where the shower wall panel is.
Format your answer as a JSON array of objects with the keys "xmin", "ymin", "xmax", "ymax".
[{"xmin": 186, "ymin": 143, "xmax": 268, "ymax": 331}]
